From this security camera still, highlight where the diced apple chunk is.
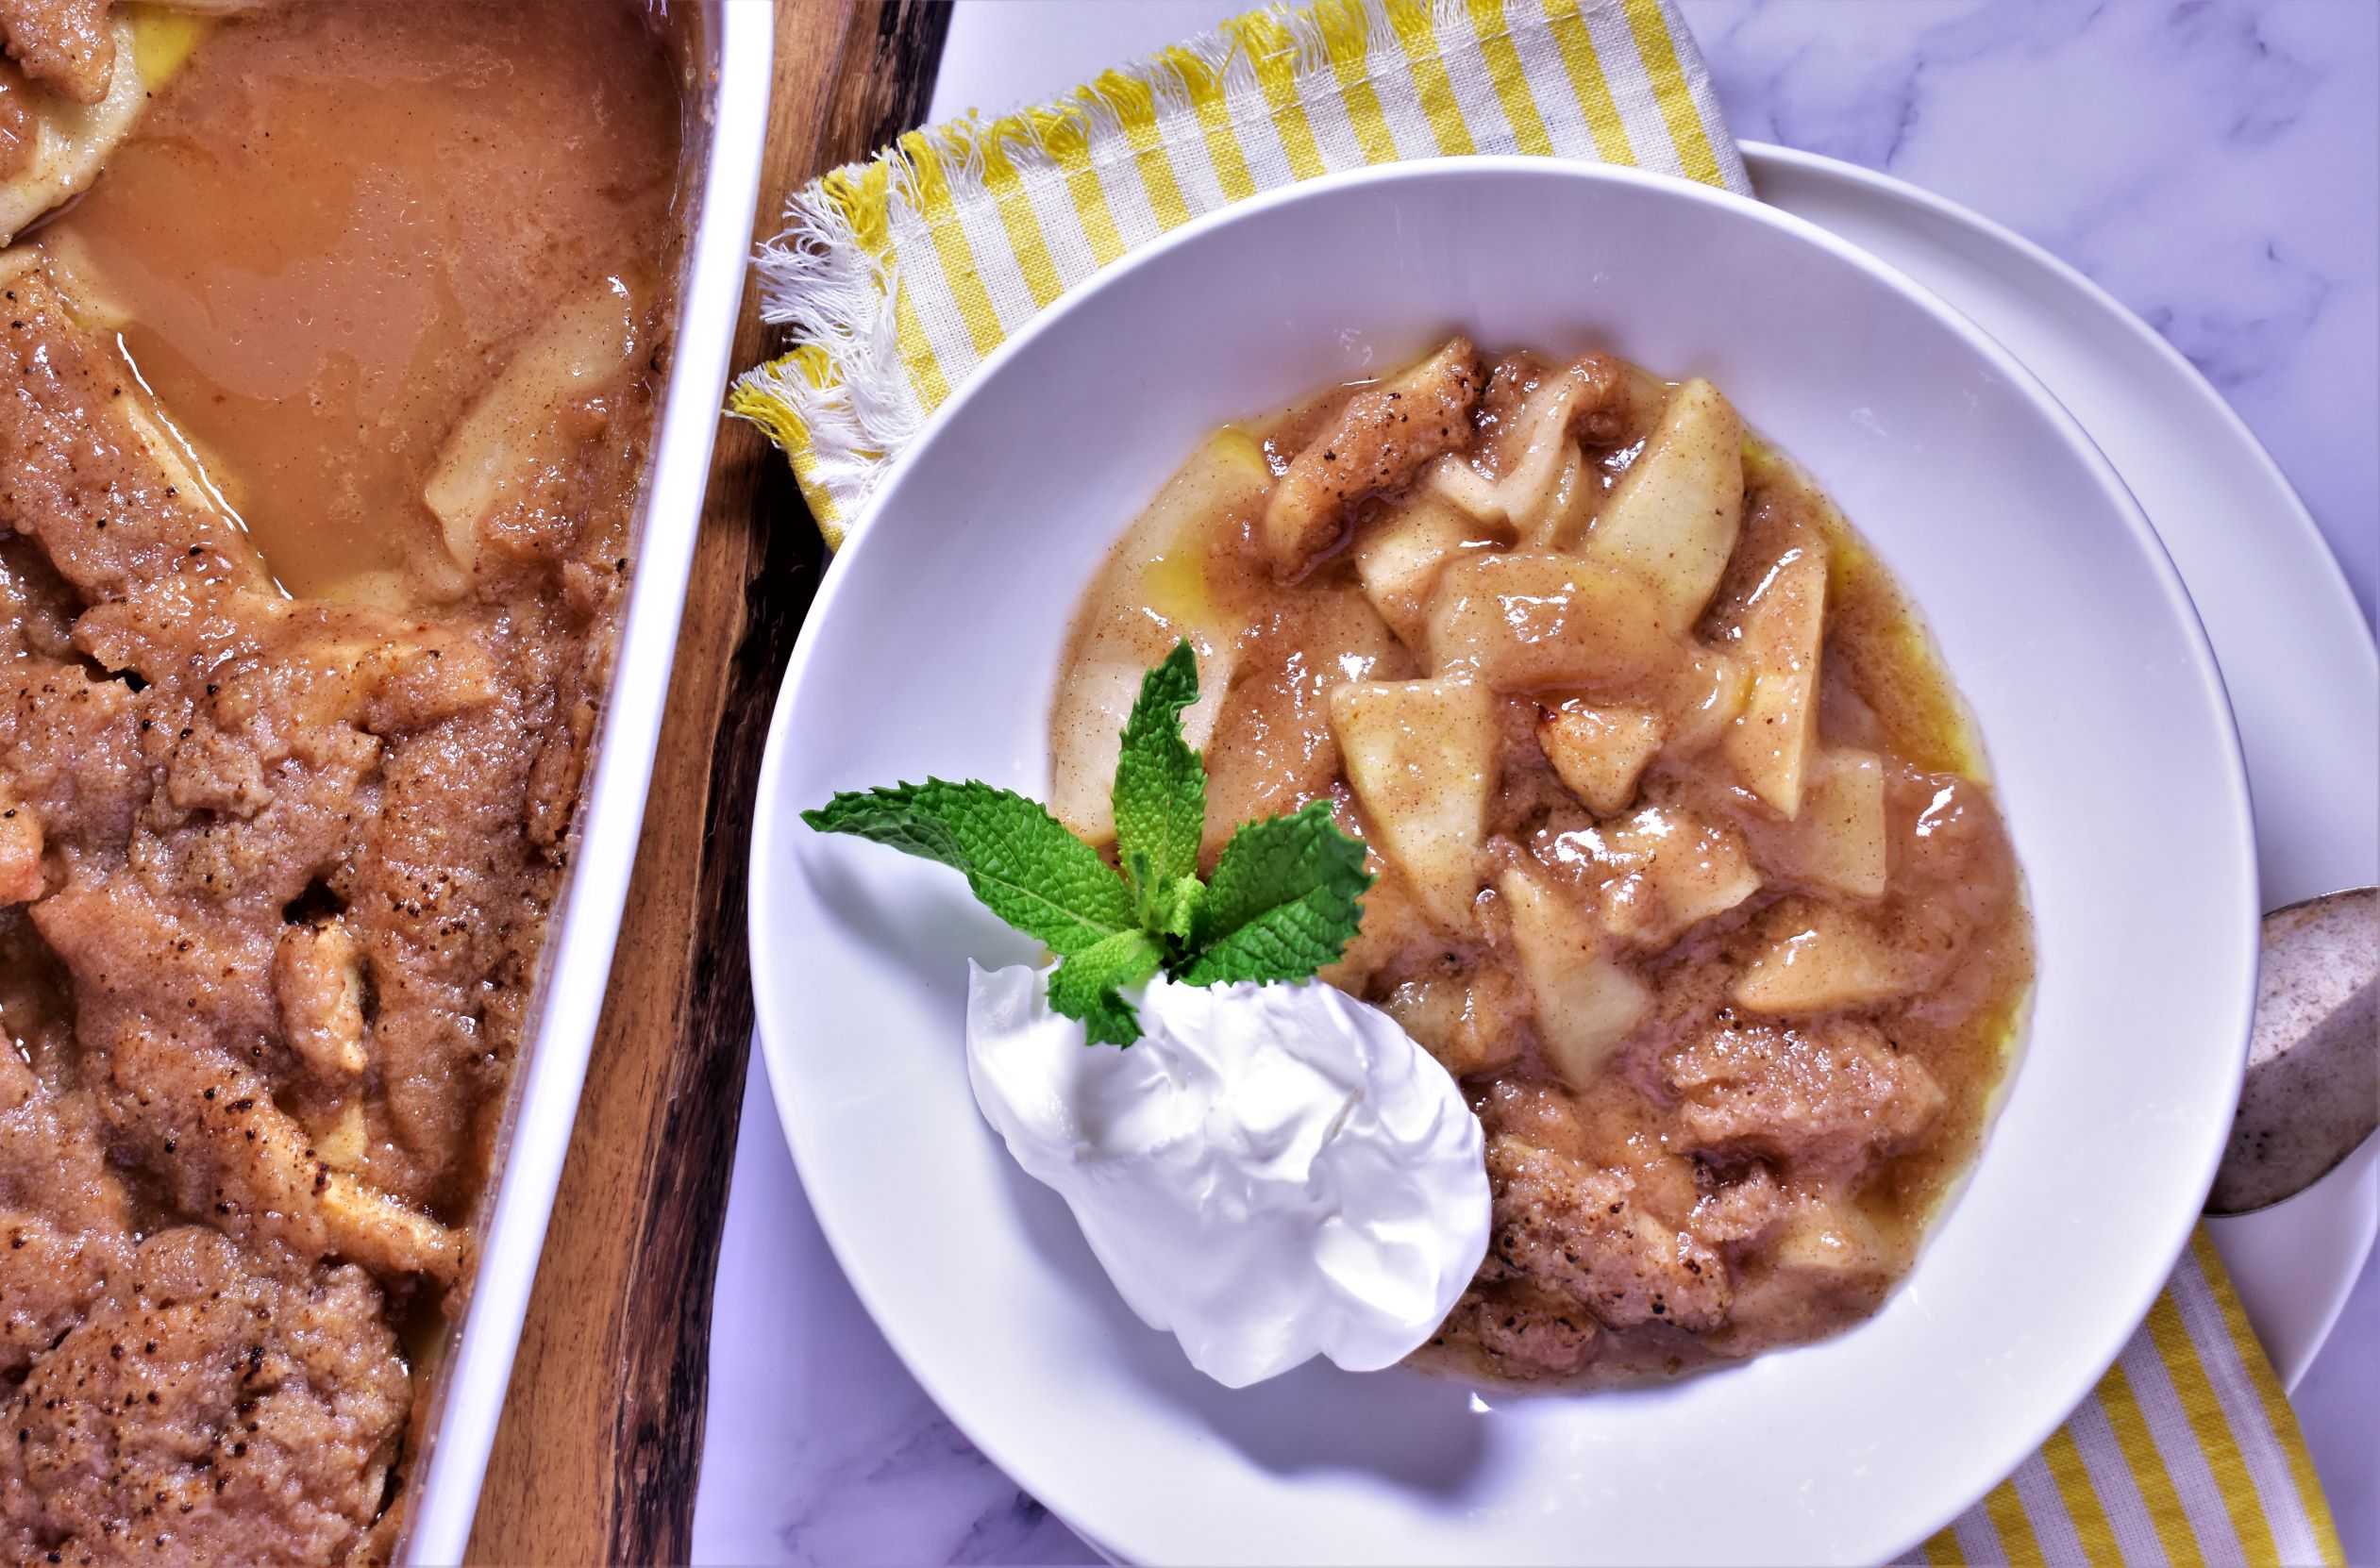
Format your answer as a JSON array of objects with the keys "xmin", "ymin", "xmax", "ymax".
[
  {"xmin": 0, "ymin": 792, "xmax": 42, "ymax": 906},
  {"xmin": 1666, "ymin": 648, "xmax": 1751, "ymax": 755},
  {"xmin": 319, "ymin": 1171, "xmax": 463, "ymax": 1285},
  {"xmin": 1758, "ymin": 749, "xmax": 1888, "ymax": 898},
  {"xmin": 1593, "ymin": 807, "xmax": 1762, "ymax": 949},
  {"xmin": 1354, "ymin": 490, "xmax": 1502, "ymax": 651},
  {"xmin": 1583, "ymin": 378, "xmax": 1743, "ymax": 634},
  {"xmin": 1426, "ymin": 551, "xmax": 1681, "ymax": 695},
  {"xmin": 1499, "ymin": 866, "xmax": 1652, "ymax": 1090},
  {"xmin": 313, "ymin": 1101, "xmax": 370, "ymax": 1174},
  {"xmin": 1772, "ymin": 1199, "xmax": 1891, "ymax": 1276},
  {"xmin": 1753, "ymin": 1194, "xmax": 1894, "ymax": 1296},
  {"xmin": 1537, "ymin": 702, "xmax": 1665, "ymax": 816},
  {"xmin": 1328, "ymin": 677, "xmax": 1495, "ymax": 931},
  {"xmin": 1718, "ymin": 538, "xmax": 1828, "ymax": 816},
  {"xmin": 1717, "ymin": 1189, "xmax": 1899, "ymax": 1326},
  {"xmin": 1383, "ymin": 959, "xmax": 1531, "ymax": 1078},
  {"xmin": 1733, "ymin": 899, "xmax": 1913, "ymax": 1014},
  {"xmin": 273, "ymin": 918, "xmax": 368, "ymax": 1081}
]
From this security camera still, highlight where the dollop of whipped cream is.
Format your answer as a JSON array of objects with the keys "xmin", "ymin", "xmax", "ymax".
[{"xmin": 965, "ymin": 962, "xmax": 1490, "ymax": 1389}]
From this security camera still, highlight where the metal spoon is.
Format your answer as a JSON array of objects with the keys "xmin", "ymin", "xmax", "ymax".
[{"xmin": 2204, "ymin": 887, "xmax": 2380, "ymax": 1217}]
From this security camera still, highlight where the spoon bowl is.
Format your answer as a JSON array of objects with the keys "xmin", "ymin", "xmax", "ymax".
[{"xmin": 2206, "ymin": 887, "xmax": 2380, "ymax": 1216}]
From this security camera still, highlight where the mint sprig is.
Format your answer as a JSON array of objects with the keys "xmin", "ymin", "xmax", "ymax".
[{"xmin": 802, "ymin": 642, "xmax": 1374, "ymax": 1045}]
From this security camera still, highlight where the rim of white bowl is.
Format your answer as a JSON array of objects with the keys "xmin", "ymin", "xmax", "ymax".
[{"xmin": 747, "ymin": 155, "xmax": 2260, "ymax": 1563}]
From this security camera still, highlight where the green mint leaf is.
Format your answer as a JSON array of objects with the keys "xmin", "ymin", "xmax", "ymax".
[
  {"xmin": 1111, "ymin": 640, "xmax": 1207, "ymax": 930},
  {"xmin": 803, "ymin": 779, "xmax": 1132, "ymax": 958},
  {"xmin": 1154, "ymin": 875, "xmax": 1203, "ymax": 944},
  {"xmin": 1048, "ymin": 928, "xmax": 1163, "ymax": 1046},
  {"xmin": 1125, "ymin": 848, "xmax": 1205, "ymax": 946},
  {"xmin": 1181, "ymin": 799, "xmax": 1372, "ymax": 986},
  {"xmin": 1123, "ymin": 846, "xmax": 1160, "ymax": 917}
]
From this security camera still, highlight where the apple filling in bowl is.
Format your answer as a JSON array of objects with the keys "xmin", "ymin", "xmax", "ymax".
[{"xmin": 1052, "ymin": 339, "xmax": 2035, "ymax": 1384}]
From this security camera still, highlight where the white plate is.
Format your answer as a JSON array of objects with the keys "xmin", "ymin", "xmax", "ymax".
[
  {"xmin": 748, "ymin": 158, "xmax": 2258, "ymax": 1565},
  {"xmin": 1739, "ymin": 143, "xmax": 2380, "ymax": 1390}
]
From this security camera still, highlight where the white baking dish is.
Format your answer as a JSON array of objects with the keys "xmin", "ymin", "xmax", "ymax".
[{"xmin": 395, "ymin": 3, "xmax": 773, "ymax": 1560}]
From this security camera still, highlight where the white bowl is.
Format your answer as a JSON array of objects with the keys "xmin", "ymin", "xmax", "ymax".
[{"xmin": 747, "ymin": 158, "xmax": 2255, "ymax": 1565}]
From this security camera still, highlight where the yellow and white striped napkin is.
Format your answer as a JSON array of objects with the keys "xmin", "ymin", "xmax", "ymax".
[
  {"xmin": 1903, "ymin": 1230, "xmax": 2340, "ymax": 1567},
  {"xmin": 729, "ymin": 3, "xmax": 2347, "ymax": 1562},
  {"xmin": 729, "ymin": 0, "xmax": 1741, "ymax": 542}
]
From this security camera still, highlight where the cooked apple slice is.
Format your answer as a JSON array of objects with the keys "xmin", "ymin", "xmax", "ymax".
[
  {"xmin": 273, "ymin": 918, "xmax": 368, "ymax": 1081},
  {"xmin": 1499, "ymin": 865, "xmax": 1651, "ymax": 1090},
  {"xmin": 1733, "ymin": 898, "xmax": 1913, "ymax": 1014},
  {"xmin": 1426, "ymin": 376, "xmax": 1595, "ymax": 548},
  {"xmin": 310, "ymin": 1100, "xmax": 370, "ymax": 1174},
  {"xmin": 1050, "ymin": 643, "xmax": 1233, "ymax": 844},
  {"xmin": 1320, "ymin": 854, "xmax": 1435, "ymax": 993},
  {"xmin": 1426, "ymin": 551, "xmax": 1680, "ymax": 694},
  {"xmin": 1666, "ymin": 647, "xmax": 1751, "ymax": 755},
  {"xmin": 1718, "ymin": 536, "xmax": 1828, "ymax": 816},
  {"xmin": 1534, "ymin": 442, "xmax": 1600, "ymax": 552},
  {"xmin": 1263, "ymin": 337, "xmax": 1480, "ymax": 576},
  {"xmin": 1537, "ymin": 702, "xmax": 1665, "ymax": 816},
  {"xmin": 1582, "ymin": 378, "xmax": 1743, "ymax": 634},
  {"xmin": 0, "ymin": 17, "xmax": 151, "ymax": 246},
  {"xmin": 1200, "ymin": 588, "xmax": 1405, "ymax": 860},
  {"xmin": 1354, "ymin": 489, "xmax": 1502, "ymax": 652},
  {"xmin": 317, "ymin": 569, "xmax": 415, "ymax": 615},
  {"xmin": 1138, "ymin": 425, "xmax": 1271, "ymax": 626},
  {"xmin": 1048, "ymin": 430, "xmax": 1267, "ymax": 842},
  {"xmin": 1757, "ymin": 748, "xmax": 1888, "ymax": 898},
  {"xmin": 1327, "ymin": 676, "xmax": 1494, "ymax": 931},
  {"xmin": 1595, "ymin": 806, "xmax": 1762, "ymax": 949},
  {"xmin": 425, "ymin": 278, "xmax": 642, "ymax": 573}
]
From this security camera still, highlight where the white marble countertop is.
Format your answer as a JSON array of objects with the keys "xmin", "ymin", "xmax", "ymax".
[{"xmin": 693, "ymin": 3, "xmax": 2378, "ymax": 1561}]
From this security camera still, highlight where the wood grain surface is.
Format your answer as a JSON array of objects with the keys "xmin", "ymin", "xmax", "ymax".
[{"xmin": 467, "ymin": 5, "xmax": 948, "ymax": 1562}]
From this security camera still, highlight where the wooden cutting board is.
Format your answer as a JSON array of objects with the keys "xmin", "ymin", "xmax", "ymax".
[{"xmin": 466, "ymin": 5, "xmax": 949, "ymax": 1562}]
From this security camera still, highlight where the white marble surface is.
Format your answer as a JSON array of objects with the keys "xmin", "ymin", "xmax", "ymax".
[{"xmin": 693, "ymin": 3, "xmax": 2379, "ymax": 1562}]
